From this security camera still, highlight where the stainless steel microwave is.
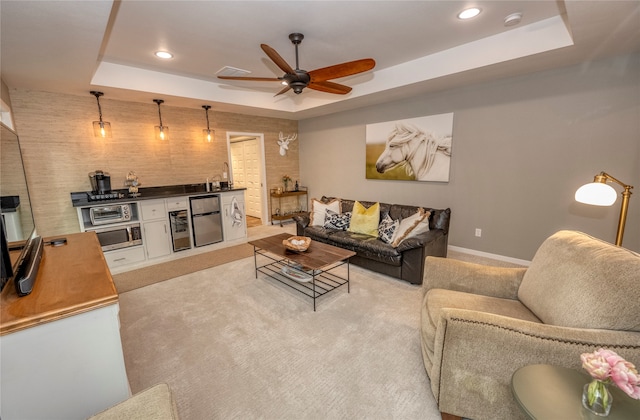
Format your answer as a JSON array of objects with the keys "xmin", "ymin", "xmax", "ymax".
[
  {"xmin": 90, "ymin": 223, "xmax": 142, "ymax": 251},
  {"xmin": 89, "ymin": 204, "xmax": 132, "ymax": 226}
]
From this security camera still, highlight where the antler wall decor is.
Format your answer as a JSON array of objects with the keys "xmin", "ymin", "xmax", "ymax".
[{"xmin": 277, "ymin": 132, "xmax": 297, "ymax": 156}]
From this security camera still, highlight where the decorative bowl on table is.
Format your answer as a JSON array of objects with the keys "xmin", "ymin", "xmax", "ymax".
[{"xmin": 283, "ymin": 236, "xmax": 311, "ymax": 252}]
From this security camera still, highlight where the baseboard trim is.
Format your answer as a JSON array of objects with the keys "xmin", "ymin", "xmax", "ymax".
[{"xmin": 448, "ymin": 245, "xmax": 531, "ymax": 267}]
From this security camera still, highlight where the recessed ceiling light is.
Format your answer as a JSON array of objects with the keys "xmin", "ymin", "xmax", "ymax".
[
  {"xmin": 155, "ymin": 51, "xmax": 173, "ymax": 59},
  {"xmin": 457, "ymin": 7, "xmax": 481, "ymax": 20}
]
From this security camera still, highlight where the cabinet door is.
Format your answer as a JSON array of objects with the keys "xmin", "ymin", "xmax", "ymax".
[
  {"xmin": 142, "ymin": 220, "xmax": 171, "ymax": 259},
  {"xmin": 222, "ymin": 198, "xmax": 246, "ymax": 241}
]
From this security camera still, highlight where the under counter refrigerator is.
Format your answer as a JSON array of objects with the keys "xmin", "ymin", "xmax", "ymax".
[{"xmin": 189, "ymin": 195, "xmax": 223, "ymax": 247}]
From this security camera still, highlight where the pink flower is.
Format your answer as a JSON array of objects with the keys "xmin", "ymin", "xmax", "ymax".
[
  {"xmin": 581, "ymin": 351, "xmax": 612, "ymax": 381},
  {"xmin": 610, "ymin": 360, "xmax": 640, "ymax": 399},
  {"xmin": 581, "ymin": 348, "xmax": 640, "ymax": 400}
]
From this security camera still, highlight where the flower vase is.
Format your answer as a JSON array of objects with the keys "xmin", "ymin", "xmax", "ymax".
[
  {"xmin": 582, "ymin": 379, "xmax": 613, "ymax": 416},
  {"xmin": 283, "ymin": 180, "xmax": 289, "ymax": 192}
]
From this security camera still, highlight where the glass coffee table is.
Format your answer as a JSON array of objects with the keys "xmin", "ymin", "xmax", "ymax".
[
  {"xmin": 512, "ymin": 364, "xmax": 640, "ymax": 419},
  {"xmin": 248, "ymin": 233, "xmax": 356, "ymax": 311}
]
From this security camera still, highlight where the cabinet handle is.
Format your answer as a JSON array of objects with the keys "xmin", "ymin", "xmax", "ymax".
[{"xmin": 114, "ymin": 258, "xmax": 126, "ymax": 262}]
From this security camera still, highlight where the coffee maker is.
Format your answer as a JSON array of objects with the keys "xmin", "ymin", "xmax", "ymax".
[{"xmin": 89, "ymin": 170, "xmax": 112, "ymax": 194}]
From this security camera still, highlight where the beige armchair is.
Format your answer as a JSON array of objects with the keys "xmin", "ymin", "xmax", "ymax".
[{"xmin": 420, "ymin": 230, "xmax": 640, "ymax": 420}]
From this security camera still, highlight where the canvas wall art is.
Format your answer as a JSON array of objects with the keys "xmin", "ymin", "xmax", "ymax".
[{"xmin": 366, "ymin": 113, "xmax": 454, "ymax": 182}]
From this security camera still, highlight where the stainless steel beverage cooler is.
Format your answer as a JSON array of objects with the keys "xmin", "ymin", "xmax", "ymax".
[{"xmin": 189, "ymin": 195, "xmax": 223, "ymax": 247}]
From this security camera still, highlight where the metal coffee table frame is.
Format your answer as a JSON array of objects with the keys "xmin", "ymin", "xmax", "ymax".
[{"xmin": 249, "ymin": 234, "xmax": 356, "ymax": 311}]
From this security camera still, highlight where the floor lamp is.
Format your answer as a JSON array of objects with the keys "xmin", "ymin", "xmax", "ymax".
[{"xmin": 575, "ymin": 172, "xmax": 634, "ymax": 246}]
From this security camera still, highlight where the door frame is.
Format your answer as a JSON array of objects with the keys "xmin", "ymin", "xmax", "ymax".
[{"xmin": 226, "ymin": 131, "xmax": 268, "ymax": 225}]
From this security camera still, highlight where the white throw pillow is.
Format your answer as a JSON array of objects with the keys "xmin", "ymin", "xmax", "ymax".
[
  {"xmin": 391, "ymin": 209, "xmax": 430, "ymax": 247},
  {"xmin": 310, "ymin": 198, "xmax": 340, "ymax": 226}
]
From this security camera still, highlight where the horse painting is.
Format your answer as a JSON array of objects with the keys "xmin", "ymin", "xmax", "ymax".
[{"xmin": 375, "ymin": 123, "xmax": 452, "ymax": 182}]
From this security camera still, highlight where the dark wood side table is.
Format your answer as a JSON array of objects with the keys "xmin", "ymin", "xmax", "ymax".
[{"xmin": 512, "ymin": 364, "xmax": 640, "ymax": 419}]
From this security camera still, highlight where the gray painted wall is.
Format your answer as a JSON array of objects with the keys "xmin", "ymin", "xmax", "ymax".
[{"xmin": 299, "ymin": 53, "xmax": 639, "ymax": 260}]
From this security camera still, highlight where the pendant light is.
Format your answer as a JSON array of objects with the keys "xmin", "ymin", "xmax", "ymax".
[
  {"xmin": 202, "ymin": 105, "xmax": 214, "ymax": 143},
  {"xmin": 91, "ymin": 91, "xmax": 112, "ymax": 138},
  {"xmin": 153, "ymin": 99, "xmax": 168, "ymax": 141}
]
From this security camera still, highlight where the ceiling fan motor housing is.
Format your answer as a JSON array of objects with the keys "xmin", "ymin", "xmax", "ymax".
[{"xmin": 284, "ymin": 70, "xmax": 311, "ymax": 94}]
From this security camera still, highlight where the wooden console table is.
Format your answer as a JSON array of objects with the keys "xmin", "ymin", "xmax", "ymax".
[
  {"xmin": 1, "ymin": 232, "xmax": 130, "ymax": 420},
  {"xmin": 269, "ymin": 188, "xmax": 308, "ymax": 226}
]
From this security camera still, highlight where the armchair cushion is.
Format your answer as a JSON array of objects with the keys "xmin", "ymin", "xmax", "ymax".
[
  {"xmin": 518, "ymin": 230, "xmax": 640, "ymax": 331},
  {"xmin": 422, "ymin": 289, "xmax": 541, "ymax": 370}
]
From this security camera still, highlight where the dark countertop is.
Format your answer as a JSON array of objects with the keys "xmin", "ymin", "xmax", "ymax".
[{"xmin": 71, "ymin": 183, "xmax": 246, "ymax": 207}]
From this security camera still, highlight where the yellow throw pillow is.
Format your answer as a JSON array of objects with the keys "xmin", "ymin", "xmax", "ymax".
[{"xmin": 347, "ymin": 201, "xmax": 380, "ymax": 236}]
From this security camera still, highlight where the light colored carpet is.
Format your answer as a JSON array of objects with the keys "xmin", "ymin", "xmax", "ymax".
[{"xmin": 117, "ymin": 257, "xmax": 441, "ymax": 420}]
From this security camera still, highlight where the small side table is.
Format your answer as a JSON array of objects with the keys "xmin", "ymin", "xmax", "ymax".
[{"xmin": 512, "ymin": 364, "xmax": 640, "ymax": 419}]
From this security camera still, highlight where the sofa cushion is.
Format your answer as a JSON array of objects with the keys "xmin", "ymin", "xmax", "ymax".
[
  {"xmin": 310, "ymin": 198, "xmax": 340, "ymax": 226},
  {"xmin": 348, "ymin": 201, "xmax": 380, "ymax": 236},
  {"xmin": 518, "ymin": 230, "xmax": 640, "ymax": 331},
  {"xmin": 327, "ymin": 230, "xmax": 402, "ymax": 265},
  {"xmin": 304, "ymin": 225, "xmax": 338, "ymax": 241}
]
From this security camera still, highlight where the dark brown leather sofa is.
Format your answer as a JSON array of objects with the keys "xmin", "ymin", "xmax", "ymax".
[{"xmin": 293, "ymin": 197, "xmax": 451, "ymax": 285}]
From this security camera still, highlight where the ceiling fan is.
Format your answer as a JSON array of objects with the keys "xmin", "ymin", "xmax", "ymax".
[{"xmin": 217, "ymin": 33, "xmax": 375, "ymax": 96}]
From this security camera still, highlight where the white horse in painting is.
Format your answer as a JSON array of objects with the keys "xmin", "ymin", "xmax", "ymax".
[{"xmin": 375, "ymin": 123, "xmax": 452, "ymax": 181}]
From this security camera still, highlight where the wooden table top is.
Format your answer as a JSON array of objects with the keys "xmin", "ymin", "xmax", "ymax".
[
  {"xmin": 1, "ymin": 232, "xmax": 118, "ymax": 335},
  {"xmin": 249, "ymin": 233, "xmax": 356, "ymax": 270}
]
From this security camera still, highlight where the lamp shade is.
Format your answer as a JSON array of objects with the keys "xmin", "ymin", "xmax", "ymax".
[
  {"xmin": 203, "ymin": 129, "xmax": 214, "ymax": 143},
  {"xmin": 155, "ymin": 125, "xmax": 169, "ymax": 141},
  {"xmin": 93, "ymin": 120, "xmax": 112, "ymax": 138},
  {"xmin": 575, "ymin": 182, "xmax": 617, "ymax": 206}
]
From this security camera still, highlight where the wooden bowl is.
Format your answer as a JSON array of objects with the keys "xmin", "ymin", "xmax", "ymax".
[{"xmin": 283, "ymin": 236, "xmax": 311, "ymax": 252}]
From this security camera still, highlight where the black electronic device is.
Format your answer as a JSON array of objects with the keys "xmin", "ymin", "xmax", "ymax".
[{"xmin": 13, "ymin": 235, "xmax": 43, "ymax": 296}]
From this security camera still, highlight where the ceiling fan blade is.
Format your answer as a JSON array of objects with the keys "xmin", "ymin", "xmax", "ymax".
[
  {"xmin": 308, "ymin": 58, "xmax": 375, "ymax": 82},
  {"xmin": 261, "ymin": 44, "xmax": 295, "ymax": 74},
  {"xmin": 307, "ymin": 80, "xmax": 352, "ymax": 95},
  {"xmin": 217, "ymin": 75, "xmax": 281, "ymax": 82},
  {"xmin": 274, "ymin": 85, "xmax": 292, "ymax": 96}
]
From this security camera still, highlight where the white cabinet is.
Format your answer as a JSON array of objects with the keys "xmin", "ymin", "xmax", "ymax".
[
  {"xmin": 222, "ymin": 191, "xmax": 247, "ymax": 241},
  {"xmin": 141, "ymin": 200, "xmax": 167, "ymax": 220},
  {"xmin": 166, "ymin": 197, "xmax": 188, "ymax": 211},
  {"xmin": 103, "ymin": 246, "xmax": 145, "ymax": 268},
  {"xmin": 140, "ymin": 200, "xmax": 171, "ymax": 259}
]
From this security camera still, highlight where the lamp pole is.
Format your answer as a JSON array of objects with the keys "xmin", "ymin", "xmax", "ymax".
[{"xmin": 597, "ymin": 172, "xmax": 633, "ymax": 246}]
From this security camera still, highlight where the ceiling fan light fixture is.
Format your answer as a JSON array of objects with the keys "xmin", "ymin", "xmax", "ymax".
[
  {"xmin": 457, "ymin": 7, "xmax": 481, "ymax": 20},
  {"xmin": 217, "ymin": 33, "xmax": 375, "ymax": 96}
]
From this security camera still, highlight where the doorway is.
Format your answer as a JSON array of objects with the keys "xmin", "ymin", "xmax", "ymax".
[{"xmin": 227, "ymin": 132, "xmax": 267, "ymax": 225}]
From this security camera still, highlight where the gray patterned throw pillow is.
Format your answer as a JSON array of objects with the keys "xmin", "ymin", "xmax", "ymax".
[
  {"xmin": 324, "ymin": 209, "xmax": 351, "ymax": 230},
  {"xmin": 378, "ymin": 213, "xmax": 399, "ymax": 244}
]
